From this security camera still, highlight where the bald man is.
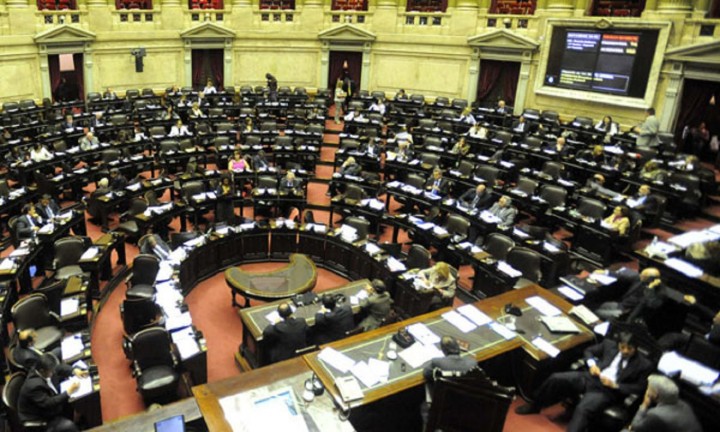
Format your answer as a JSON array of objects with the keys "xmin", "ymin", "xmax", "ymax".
[
  {"xmin": 79, "ymin": 131, "xmax": 99, "ymax": 151},
  {"xmin": 262, "ymin": 302, "xmax": 308, "ymax": 364}
]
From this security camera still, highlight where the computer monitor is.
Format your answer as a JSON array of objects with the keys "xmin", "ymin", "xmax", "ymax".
[{"xmin": 154, "ymin": 415, "xmax": 185, "ymax": 432}]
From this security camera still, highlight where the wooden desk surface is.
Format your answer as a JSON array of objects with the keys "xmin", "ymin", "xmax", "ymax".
[
  {"xmin": 635, "ymin": 248, "xmax": 720, "ymax": 290},
  {"xmin": 87, "ymin": 397, "xmax": 201, "ymax": 432}
]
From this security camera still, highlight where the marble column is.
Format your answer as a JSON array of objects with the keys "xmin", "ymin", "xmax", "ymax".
[
  {"xmin": 657, "ymin": 0, "xmax": 692, "ymax": 11},
  {"xmin": 545, "ymin": 0, "xmax": 574, "ymax": 11},
  {"xmin": 5, "ymin": 0, "xmax": 28, "ymax": 7},
  {"xmin": 466, "ymin": 48, "xmax": 480, "ymax": 104},
  {"xmin": 456, "ymin": 0, "xmax": 479, "ymax": 10}
]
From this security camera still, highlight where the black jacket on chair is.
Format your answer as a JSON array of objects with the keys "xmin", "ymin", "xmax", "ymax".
[
  {"xmin": 262, "ymin": 317, "xmax": 309, "ymax": 363},
  {"xmin": 314, "ymin": 304, "xmax": 354, "ymax": 345}
]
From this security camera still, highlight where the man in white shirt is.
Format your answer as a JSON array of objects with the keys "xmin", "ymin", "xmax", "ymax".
[
  {"xmin": 169, "ymin": 120, "xmax": 191, "ymax": 137},
  {"xmin": 368, "ymin": 99, "xmax": 386, "ymax": 116}
]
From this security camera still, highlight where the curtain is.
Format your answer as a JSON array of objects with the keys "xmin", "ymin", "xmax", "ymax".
[
  {"xmin": 73, "ymin": 53, "xmax": 84, "ymax": 101},
  {"xmin": 475, "ymin": 60, "xmax": 503, "ymax": 103},
  {"xmin": 502, "ymin": 61, "xmax": 520, "ymax": 105},
  {"xmin": 208, "ymin": 50, "xmax": 224, "ymax": 90},
  {"xmin": 674, "ymin": 79, "xmax": 720, "ymax": 147},
  {"xmin": 191, "ymin": 50, "xmax": 205, "ymax": 89},
  {"xmin": 48, "ymin": 55, "xmax": 62, "ymax": 101},
  {"xmin": 328, "ymin": 51, "xmax": 362, "ymax": 93}
]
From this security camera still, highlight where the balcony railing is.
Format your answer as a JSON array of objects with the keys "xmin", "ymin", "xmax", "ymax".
[
  {"xmin": 255, "ymin": 9, "xmax": 297, "ymax": 24},
  {"xmin": 111, "ymin": 9, "xmax": 160, "ymax": 26},
  {"xmin": 484, "ymin": 13, "xmax": 539, "ymax": 32},
  {"xmin": 400, "ymin": 11, "xmax": 447, "ymax": 27},
  {"xmin": 326, "ymin": 10, "xmax": 370, "ymax": 25},
  {"xmin": 37, "ymin": 9, "xmax": 84, "ymax": 26},
  {"xmin": 188, "ymin": 8, "xmax": 228, "ymax": 22}
]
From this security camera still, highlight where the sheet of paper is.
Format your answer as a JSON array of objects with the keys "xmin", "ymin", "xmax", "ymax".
[
  {"xmin": 497, "ymin": 261, "xmax": 522, "ymax": 278},
  {"xmin": 38, "ymin": 223, "xmax": 54, "ymax": 234},
  {"xmin": 525, "ymin": 296, "xmax": 562, "ymax": 317},
  {"xmin": 60, "ymin": 298, "xmax": 80, "ymax": 317},
  {"xmin": 658, "ymin": 351, "xmax": 720, "ymax": 387},
  {"xmin": 351, "ymin": 360, "xmax": 381, "ymax": 388},
  {"xmin": 176, "ymin": 337, "xmax": 201, "ymax": 359},
  {"xmin": 407, "ymin": 323, "xmax": 441, "ymax": 346},
  {"xmin": 61, "ymin": 376, "xmax": 93, "ymax": 399},
  {"xmin": 531, "ymin": 337, "xmax": 560, "ymax": 358},
  {"xmin": 9, "ymin": 247, "xmax": 30, "ymax": 257},
  {"xmin": 442, "ymin": 311, "xmax": 477, "ymax": 333},
  {"xmin": 386, "ymin": 257, "xmax": 407, "ymax": 272},
  {"xmin": 318, "ymin": 347, "xmax": 356, "ymax": 373},
  {"xmin": 80, "ymin": 247, "xmax": 99, "ymax": 260},
  {"xmin": 265, "ymin": 310, "xmax": 281, "ymax": 324},
  {"xmin": 587, "ymin": 273, "xmax": 617, "ymax": 286},
  {"xmin": 457, "ymin": 304, "xmax": 492, "ymax": 326},
  {"xmin": 155, "ymin": 263, "xmax": 174, "ymax": 282},
  {"xmin": 664, "ymin": 258, "xmax": 704, "ymax": 278},
  {"xmin": 558, "ymin": 285, "xmax": 585, "ymax": 301},
  {"xmin": 594, "ymin": 321, "xmax": 610, "ymax": 336},
  {"xmin": 171, "ymin": 326, "xmax": 195, "ymax": 344},
  {"xmin": 61, "ymin": 335, "xmax": 84, "ymax": 360},
  {"xmin": 368, "ymin": 358, "xmax": 390, "ymax": 383},
  {"xmin": 398, "ymin": 342, "xmax": 445, "ymax": 369},
  {"xmin": 165, "ymin": 311, "xmax": 192, "ymax": 331},
  {"xmin": 668, "ymin": 230, "xmax": 720, "ymax": 248},
  {"xmin": 489, "ymin": 322, "xmax": 516, "ymax": 340}
]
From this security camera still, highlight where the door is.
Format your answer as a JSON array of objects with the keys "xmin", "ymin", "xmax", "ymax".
[
  {"xmin": 475, "ymin": 60, "xmax": 520, "ymax": 107},
  {"xmin": 192, "ymin": 49, "xmax": 224, "ymax": 90},
  {"xmin": 328, "ymin": 51, "xmax": 362, "ymax": 96},
  {"xmin": 48, "ymin": 53, "xmax": 84, "ymax": 102},
  {"xmin": 674, "ymin": 79, "xmax": 720, "ymax": 158}
]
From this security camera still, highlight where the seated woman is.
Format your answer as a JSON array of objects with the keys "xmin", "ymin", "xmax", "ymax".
[
  {"xmin": 639, "ymin": 160, "xmax": 667, "ymax": 182},
  {"xmin": 227, "ymin": 150, "xmax": 250, "ymax": 172},
  {"xmin": 417, "ymin": 262, "xmax": 456, "ymax": 310},
  {"xmin": 328, "ymin": 156, "xmax": 362, "ymax": 196},
  {"xmin": 602, "ymin": 205, "xmax": 630, "ymax": 236},
  {"xmin": 450, "ymin": 137, "xmax": 471, "ymax": 156},
  {"xmin": 594, "ymin": 115, "xmax": 619, "ymax": 143}
]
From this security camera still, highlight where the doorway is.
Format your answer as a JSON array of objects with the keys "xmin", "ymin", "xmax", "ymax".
[
  {"xmin": 674, "ymin": 79, "xmax": 720, "ymax": 159},
  {"xmin": 475, "ymin": 59, "xmax": 520, "ymax": 107},
  {"xmin": 328, "ymin": 51, "xmax": 362, "ymax": 96},
  {"xmin": 48, "ymin": 53, "xmax": 84, "ymax": 102},
  {"xmin": 192, "ymin": 49, "xmax": 224, "ymax": 90}
]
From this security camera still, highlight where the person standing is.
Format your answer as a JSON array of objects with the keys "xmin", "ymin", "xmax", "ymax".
[
  {"xmin": 634, "ymin": 108, "xmax": 660, "ymax": 148},
  {"xmin": 334, "ymin": 79, "xmax": 347, "ymax": 125}
]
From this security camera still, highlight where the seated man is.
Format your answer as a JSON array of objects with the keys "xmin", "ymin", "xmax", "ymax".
[
  {"xmin": 626, "ymin": 184, "xmax": 661, "ymax": 222},
  {"xmin": 458, "ymin": 184, "xmax": 493, "ymax": 212},
  {"xmin": 487, "ymin": 195, "xmax": 518, "ymax": 227},
  {"xmin": 262, "ymin": 302, "xmax": 308, "ymax": 364},
  {"xmin": 621, "ymin": 374, "xmax": 701, "ymax": 432},
  {"xmin": 358, "ymin": 279, "xmax": 393, "ymax": 331},
  {"xmin": 36, "ymin": 194, "xmax": 61, "ymax": 222},
  {"xmin": 425, "ymin": 168, "xmax": 449, "ymax": 197},
  {"xmin": 79, "ymin": 131, "xmax": 99, "ymax": 151},
  {"xmin": 314, "ymin": 294, "xmax": 354, "ymax": 345},
  {"xmin": 582, "ymin": 174, "xmax": 622, "ymax": 199},
  {"xmin": 15, "ymin": 203, "xmax": 43, "ymax": 240},
  {"xmin": 14, "ymin": 330, "xmax": 87, "ymax": 379},
  {"xmin": 18, "ymin": 354, "xmax": 81, "ymax": 432},
  {"xmin": 109, "ymin": 168, "xmax": 128, "ymax": 191},
  {"xmin": 516, "ymin": 332, "xmax": 653, "ymax": 432},
  {"xmin": 279, "ymin": 171, "xmax": 302, "ymax": 195}
]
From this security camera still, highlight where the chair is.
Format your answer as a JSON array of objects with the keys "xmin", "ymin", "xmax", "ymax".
[
  {"xmin": 523, "ymin": 136, "xmax": 544, "ymax": 149},
  {"xmin": 456, "ymin": 160, "xmax": 475, "ymax": 178},
  {"xmin": 170, "ymin": 231, "xmax": 200, "ymax": 249},
  {"xmin": 406, "ymin": 174, "xmax": 427, "ymax": 190},
  {"xmin": 451, "ymin": 98, "xmax": 468, "ymax": 110},
  {"xmin": 115, "ymin": 198, "xmax": 148, "ymax": 239},
  {"xmin": 121, "ymin": 297, "xmax": 162, "ymax": 335},
  {"xmin": 425, "ymin": 368, "xmax": 515, "ymax": 432},
  {"xmin": 35, "ymin": 278, "xmax": 84, "ymax": 323},
  {"xmin": 144, "ymin": 190, "xmax": 160, "ymax": 206},
  {"xmin": 344, "ymin": 184, "xmax": 365, "ymax": 202},
  {"xmin": 126, "ymin": 89, "xmax": 140, "ymax": 99},
  {"xmin": 541, "ymin": 110, "xmax": 559, "ymax": 124},
  {"xmin": 483, "ymin": 233, "xmax": 514, "ymax": 261},
  {"xmin": 344, "ymin": 216, "xmax": 370, "ymax": 242},
  {"xmin": 52, "ymin": 236, "xmax": 88, "ymax": 280},
  {"xmin": 340, "ymin": 138, "xmax": 360, "ymax": 152},
  {"xmin": 577, "ymin": 197, "xmax": 606, "ymax": 220},
  {"xmin": 522, "ymin": 108, "xmax": 540, "ymax": 121},
  {"xmin": 474, "ymin": 165, "xmax": 499, "ymax": 185},
  {"xmin": 410, "ymin": 94, "xmax": 425, "ymax": 104},
  {"xmin": 445, "ymin": 215, "xmax": 470, "ymax": 242},
  {"xmin": 11, "ymin": 294, "xmax": 63, "ymax": 351},
  {"xmin": 571, "ymin": 116, "xmax": 593, "ymax": 129},
  {"xmin": 434, "ymin": 96, "xmax": 449, "ymax": 106},
  {"xmin": 541, "ymin": 161, "xmax": 564, "ymax": 179},
  {"xmin": 539, "ymin": 184, "xmax": 567, "ymax": 208},
  {"xmin": 128, "ymin": 327, "xmax": 180, "ymax": 405},
  {"xmin": 3, "ymin": 372, "xmax": 47, "ymax": 432},
  {"xmin": 111, "ymin": 113, "xmax": 128, "ymax": 126},
  {"xmin": 142, "ymin": 88, "xmax": 155, "ymax": 97},
  {"xmin": 492, "ymin": 130, "xmax": 512, "ymax": 146},
  {"xmin": 406, "ymin": 244, "xmax": 431, "ymax": 270},
  {"xmin": 52, "ymin": 140, "xmax": 67, "ymax": 152},
  {"xmin": 514, "ymin": 176, "xmax": 538, "ymax": 197},
  {"xmin": 506, "ymin": 247, "xmax": 542, "ymax": 287},
  {"xmin": 420, "ymin": 153, "xmax": 441, "ymax": 168},
  {"xmin": 418, "ymin": 119, "xmax": 437, "ymax": 130},
  {"xmin": 127, "ymin": 253, "xmax": 160, "ymax": 299}
]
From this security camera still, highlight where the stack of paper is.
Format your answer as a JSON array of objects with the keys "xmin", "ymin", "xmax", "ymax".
[
  {"xmin": 457, "ymin": 304, "xmax": 492, "ymax": 326},
  {"xmin": 318, "ymin": 347, "xmax": 356, "ymax": 373},
  {"xmin": 398, "ymin": 342, "xmax": 444, "ymax": 368},
  {"xmin": 60, "ymin": 298, "xmax": 80, "ymax": 317},
  {"xmin": 526, "ymin": 296, "xmax": 562, "ymax": 316},
  {"xmin": 80, "ymin": 247, "xmax": 99, "ymax": 260},
  {"xmin": 442, "ymin": 311, "xmax": 477, "ymax": 333},
  {"xmin": 61, "ymin": 335, "xmax": 85, "ymax": 360},
  {"xmin": 61, "ymin": 376, "xmax": 93, "ymax": 400},
  {"xmin": 407, "ymin": 323, "xmax": 441, "ymax": 346},
  {"xmin": 532, "ymin": 337, "xmax": 560, "ymax": 358}
]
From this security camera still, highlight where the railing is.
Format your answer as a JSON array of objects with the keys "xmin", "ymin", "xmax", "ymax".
[
  {"xmin": 326, "ymin": 10, "xmax": 370, "ymax": 25},
  {"xmin": 254, "ymin": 9, "xmax": 297, "ymax": 24},
  {"xmin": 187, "ymin": 8, "xmax": 229, "ymax": 23},
  {"xmin": 483, "ymin": 13, "xmax": 539, "ymax": 32},
  {"xmin": 400, "ymin": 11, "xmax": 447, "ymax": 27},
  {"xmin": 36, "ymin": 9, "xmax": 85, "ymax": 26},
  {"xmin": 111, "ymin": 9, "xmax": 160, "ymax": 26}
]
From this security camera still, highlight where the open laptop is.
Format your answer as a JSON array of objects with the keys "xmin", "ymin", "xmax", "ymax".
[{"xmin": 155, "ymin": 415, "xmax": 185, "ymax": 432}]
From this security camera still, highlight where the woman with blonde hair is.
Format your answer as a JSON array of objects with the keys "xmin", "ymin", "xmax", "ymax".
[
  {"xmin": 334, "ymin": 79, "xmax": 347, "ymax": 124},
  {"xmin": 417, "ymin": 262, "xmax": 456, "ymax": 310}
]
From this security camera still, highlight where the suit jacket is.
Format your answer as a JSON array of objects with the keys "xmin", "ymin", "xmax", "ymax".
[
  {"xmin": 459, "ymin": 189, "xmax": 493, "ymax": 211},
  {"xmin": 488, "ymin": 203, "xmax": 517, "ymax": 226},
  {"xmin": 359, "ymin": 292, "xmax": 392, "ymax": 331},
  {"xmin": 625, "ymin": 400, "xmax": 702, "ymax": 432},
  {"xmin": 279, "ymin": 178, "xmax": 302, "ymax": 193},
  {"xmin": 13, "ymin": 346, "xmax": 72, "ymax": 376},
  {"xmin": 340, "ymin": 163, "xmax": 362, "ymax": 176},
  {"xmin": 422, "ymin": 354, "xmax": 477, "ymax": 382},
  {"xmin": 314, "ymin": 304, "xmax": 354, "ymax": 345},
  {"xmin": 15, "ymin": 214, "xmax": 42, "ymax": 240},
  {"xmin": 425, "ymin": 177, "xmax": 449, "ymax": 195},
  {"xmin": 140, "ymin": 236, "xmax": 172, "ymax": 260},
  {"xmin": 252, "ymin": 155, "xmax": 269, "ymax": 170},
  {"xmin": 262, "ymin": 317, "xmax": 308, "ymax": 363},
  {"xmin": 36, "ymin": 201, "xmax": 61, "ymax": 221},
  {"xmin": 17, "ymin": 370, "xmax": 70, "ymax": 423},
  {"xmin": 636, "ymin": 115, "xmax": 660, "ymax": 147},
  {"xmin": 583, "ymin": 339, "xmax": 653, "ymax": 396},
  {"xmin": 110, "ymin": 175, "xmax": 128, "ymax": 191},
  {"xmin": 631, "ymin": 194, "xmax": 660, "ymax": 215}
]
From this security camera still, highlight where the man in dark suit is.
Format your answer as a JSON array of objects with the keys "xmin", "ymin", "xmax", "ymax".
[
  {"xmin": 458, "ymin": 184, "xmax": 493, "ymax": 211},
  {"xmin": 487, "ymin": 195, "xmax": 518, "ymax": 227},
  {"xmin": 627, "ymin": 184, "xmax": 661, "ymax": 223},
  {"xmin": 13, "ymin": 330, "xmax": 87, "ymax": 379},
  {"xmin": 359, "ymin": 279, "xmax": 393, "ymax": 331},
  {"xmin": 279, "ymin": 171, "xmax": 302, "ymax": 195},
  {"xmin": 262, "ymin": 303, "xmax": 308, "ymax": 363},
  {"xmin": 18, "ymin": 354, "xmax": 80, "ymax": 432},
  {"xmin": 516, "ymin": 332, "xmax": 653, "ymax": 432},
  {"xmin": 425, "ymin": 169, "xmax": 449, "ymax": 196},
  {"xmin": 36, "ymin": 194, "xmax": 61, "ymax": 221},
  {"xmin": 314, "ymin": 294, "xmax": 354, "ymax": 345},
  {"xmin": 511, "ymin": 115, "xmax": 533, "ymax": 134},
  {"xmin": 109, "ymin": 168, "xmax": 128, "ymax": 191},
  {"xmin": 60, "ymin": 114, "xmax": 75, "ymax": 131},
  {"xmin": 252, "ymin": 150, "xmax": 270, "ymax": 171},
  {"xmin": 621, "ymin": 374, "xmax": 701, "ymax": 432},
  {"xmin": 15, "ymin": 204, "xmax": 43, "ymax": 240}
]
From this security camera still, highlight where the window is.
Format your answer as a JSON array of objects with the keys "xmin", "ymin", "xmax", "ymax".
[
  {"xmin": 37, "ymin": 0, "xmax": 78, "ymax": 10},
  {"xmin": 259, "ymin": 0, "xmax": 294, "ymax": 9},
  {"xmin": 406, "ymin": 0, "xmax": 447, "ymax": 13},
  {"xmin": 590, "ymin": 0, "xmax": 645, "ymax": 17},
  {"xmin": 189, "ymin": 0, "xmax": 223, "ymax": 9},
  {"xmin": 331, "ymin": 0, "xmax": 367, "ymax": 11},
  {"xmin": 116, "ymin": 0, "xmax": 153, "ymax": 9},
  {"xmin": 490, "ymin": 0, "xmax": 536, "ymax": 15}
]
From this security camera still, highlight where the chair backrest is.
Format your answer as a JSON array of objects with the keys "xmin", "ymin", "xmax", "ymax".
[
  {"xmin": 170, "ymin": 231, "xmax": 200, "ymax": 249},
  {"xmin": 451, "ymin": 98, "xmax": 468, "ymax": 110},
  {"xmin": 572, "ymin": 116, "xmax": 593, "ymax": 129},
  {"xmin": 522, "ymin": 108, "xmax": 540, "ymax": 121},
  {"xmin": 258, "ymin": 176, "xmax": 278, "ymax": 189},
  {"xmin": 539, "ymin": 184, "xmax": 567, "ymax": 208},
  {"xmin": 683, "ymin": 333, "xmax": 720, "ymax": 370},
  {"xmin": 423, "ymin": 136, "xmax": 442, "ymax": 149},
  {"xmin": 35, "ymin": 279, "xmax": 68, "ymax": 315},
  {"xmin": 260, "ymin": 121, "xmax": 277, "ymax": 132},
  {"xmin": 144, "ymin": 190, "xmax": 159, "ymax": 206},
  {"xmin": 523, "ymin": 136, "xmax": 543, "ymax": 149},
  {"xmin": 506, "ymin": 247, "xmax": 542, "ymax": 282},
  {"xmin": 102, "ymin": 148, "xmax": 122, "ymax": 164},
  {"xmin": 2, "ymin": 372, "xmax": 26, "ymax": 412},
  {"xmin": 340, "ymin": 138, "xmax": 360, "ymax": 151},
  {"xmin": 492, "ymin": 131, "xmax": 512, "ymax": 146},
  {"xmin": 344, "ymin": 216, "xmax": 370, "ymax": 241},
  {"xmin": 130, "ymin": 326, "xmax": 174, "ymax": 369},
  {"xmin": 183, "ymin": 180, "xmax": 205, "ymax": 201},
  {"xmin": 457, "ymin": 160, "xmax": 474, "ymax": 177},
  {"xmin": 541, "ymin": 110, "xmax": 559, "ymax": 123},
  {"xmin": 53, "ymin": 140, "xmax": 67, "ymax": 152},
  {"xmin": 111, "ymin": 114, "xmax": 127, "ymax": 126},
  {"xmin": 406, "ymin": 244, "xmax": 431, "ymax": 270},
  {"xmin": 435, "ymin": 96, "xmax": 449, "ymax": 106},
  {"xmin": 516, "ymin": 176, "xmax": 538, "ymax": 196},
  {"xmin": 371, "ymin": 91, "xmax": 386, "ymax": 100},
  {"xmin": 542, "ymin": 161, "xmax": 564, "ymax": 178},
  {"xmin": 406, "ymin": 174, "xmax": 426, "ymax": 189},
  {"xmin": 446, "ymin": 215, "xmax": 470, "ymax": 237},
  {"xmin": 54, "ymin": 236, "xmax": 86, "ymax": 268},
  {"xmin": 345, "ymin": 184, "xmax": 365, "ymax": 201},
  {"xmin": 484, "ymin": 233, "xmax": 514, "ymax": 261},
  {"xmin": 131, "ymin": 253, "xmax": 160, "ymax": 286},
  {"xmin": 410, "ymin": 94, "xmax": 425, "ymax": 104},
  {"xmin": 474, "ymin": 165, "xmax": 499, "ymax": 184},
  {"xmin": 160, "ymin": 140, "xmax": 179, "ymax": 153},
  {"xmin": 426, "ymin": 368, "xmax": 515, "ymax": 432},
  {"xmin": 122, "ymin": 297, "xmax": 160, "ymax": 335},
  {"xmin": 577, "ymin": 197, "xmax": 606, "ymax": 220},
  {"xmin": 11, "ymin": 293, "xmax": 52, "ymax": 330},
  {"xmin": 128, "ymin": 198, "xmax": 148, "ymax": 216},
  {"xmin": 126, "ymin": 89, "xmax": 140, "ymax": 99},
  {"xmin": 418, "ymin": 118, "xmax": 436, "ymax": 130},
  {"xmin": 142, "ymin": 88, "xmax": 154, "ymax": 97},
  {"xmin": 421, "ymin": 153, "xmax": 440, "ymax": 168}
]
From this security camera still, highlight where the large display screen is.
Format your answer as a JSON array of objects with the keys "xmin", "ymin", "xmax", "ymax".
[{"xmin": 543, "ymin": 27, "xmax": 659, "ymax": 98}]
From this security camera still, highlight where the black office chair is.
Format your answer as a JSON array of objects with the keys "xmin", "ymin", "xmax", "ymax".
[
  {"xmin": 420, "ymin": 153, "xmax": 441, "ymax": 169},
  {"xmin": 115, "ymin": 198, "xmax": 148, "ymax": 240},
  {"xmin": 571, "ymin": 116, "xmax": 593, "ymax": 129},
  {"xmin": 344, "ymin": 184, "xmax": 366, "ymax": 203},
  {"xmin": 126, "ymin": 253, "xmax": 160, "ymax": 300},
  {"xmin": 434, "ymin": 96, "xmax": 450, "ymax": 106},
  {"xmin": 406, "ymin": 244, "xmax": 431, "ymax": 270},
  {"xmin": 539, "ymin": 184, "xmax": 567, "ymax": 208},
  {"xmin": 451, "ymin": 98, "xmax": 468, "ymax": 110},
  {"xmin": 541, "ymin": 161, "xmax": 564, "ymax": 179},
  {"xmin": 170, "ymin": 231, "xmax": 200, "ymax": 249},
  {"xmin": 514, "ymin": 176, "xmax": 538, "ymax": 197},
  {"xmin": 492, "ymin": 131, "xmax": 513, "ymax": 146},
  {"xmin": 3, "ymin": 372, "xmax": 47, "ymax": 432},
  {"xmin": 121, "ymin": 297, "xmax": 162, "ymax": 336},
  {"xmin": 456, "ymin": 160, "xmax": 474, "ymax": 178},
  {"xmin": 445, "ymin": 215, "xmax": 470, "ymax": 243},
  {"xmin": 426, "ymin": 368, "xmax": 515, "ymax": 432},
  {"xmin": 344, "ymin": 216, "xmax": 370, "ymax": 242},
  {"xmin": 35, "ymin": 278, "xmax": 83, "ymax": 324},
  {"xmin": 506, "ymin": 247, "xmax": 542, "ymax": 288},
  {"xmin": 483, "ymin": 233, "xmax": 514, "ymax": 261},
  {"xmin": 474, "ymin": 165, "xmax": 499, "ymax": 185},
  {"xmin": 52, "ymin": 236, "xmax": 89, "ymax": 280},
  {"xmin": 418, "ymin": 119, "xmax": 437, "ymax": 130},
  {"xmin": 523, "ymin": 136, "xmax": 543, "ymax": 149},
  {"xmin": 406, "ymin": 174, "xmax": 426, "ymax": 190},
  {"xmin": 577, "ymin": 197, "xmax": 607, "ymax": 220},
  {"xmin": 11, "ymin": 293, "xmax": 63, "ymax": 351},
  {"xmin": 128, "ymin": 327, "xmax": 181, "ymax": 405}
]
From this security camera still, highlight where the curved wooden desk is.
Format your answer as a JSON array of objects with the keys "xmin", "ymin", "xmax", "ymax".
[{"xmin": 225, "ymin": 253, "xmax": 318, "ymax": 307}]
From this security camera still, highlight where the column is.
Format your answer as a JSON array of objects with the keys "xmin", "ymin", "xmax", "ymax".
[
  {"xmin": 466, "ymin": 48, "xmax": 480, "ymax": 104},
  {"xmin": 375, "ymin": 0, "xmax": 398, "ymax": 29},
  {"xmin": 163, "ymin": 0, "xmax": 181, "ymax": 6},
  {"xmin": 224, "ymin": 39, "xmax": 233, "ymax": 89},
  {"xmin": 84, "ymin": 44, "xmax": 94, "ymax": 96},
  {"xmin": 644, "ymin": 0, "xmax": 658, "ymax": 11},
  {"xmin": 360, "ymin": 42, "xmax": 371, "ymax": 91},
  {"xmin": 299, "ymin": 0, "xmax": 323, "ymax": 29},
  {"xmin": 692, "ymin": 0, "xmax": 710, "ymax": 18},
  {"xmin": 546, "ymin": 0, "xmax": 574, "ymax": 10},
  {"xmin": 5, "ymin": 0, "xmax": 28, "ymax": 7},
  {"xmin": 657, "ymin": 0, "xmax": 693, "ymax": 11},
  {"xmin": 659, "ymin": 62, "xmax": 684, "ymax": 132},
  {"xmin": 319, "ymin": 42, "xmax": 330, "ymax": 90},
  {"xmin": 452, "ymin": 0, "xmax": 479, "ymax": 34},
  {"xmin": 40, "ymin": 46, "xmax": 53, "ymax": 102},
  {"xmin": 513, "ymin": 53, "xmax": 532, "ymax": 115}
]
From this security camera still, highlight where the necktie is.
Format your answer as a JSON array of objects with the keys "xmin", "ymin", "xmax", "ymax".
[
  {"xmin": 47, "ymin": 206, "xmax": 54, "ymax": 219},
  {"xmin": 472, "ymin": 195, "xmax": 479, "ymax": 207},
  {"xmin": 27, "ymin": 216, "xmax": 35, "ymax": 227}
]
